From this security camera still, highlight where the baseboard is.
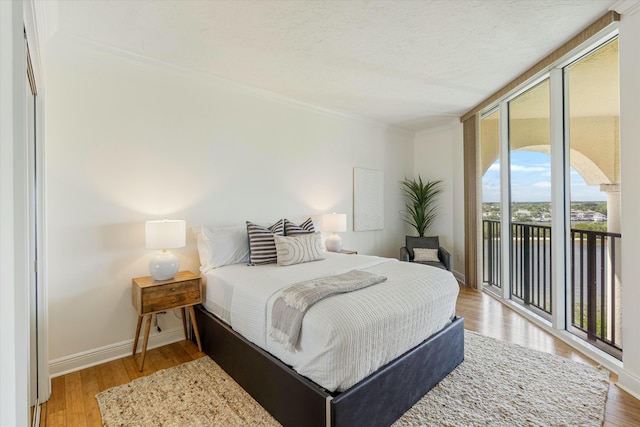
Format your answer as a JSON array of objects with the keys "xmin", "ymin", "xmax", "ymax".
[
  {"xmin": 617, "ymin": 369, "xmax": 640, "ymax": 400},
  {"xmin": 452, "ymin": 269, "xmax": 465, "ymax": 284},
  {"xmin": 48, "ymin": 327, "xmax": 185, "ymax": 378}
]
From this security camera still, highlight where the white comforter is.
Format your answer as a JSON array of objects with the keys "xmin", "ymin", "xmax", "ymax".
[{"xmin": 203, "ymin": 253, "xmax": 458, "ymax": 392}]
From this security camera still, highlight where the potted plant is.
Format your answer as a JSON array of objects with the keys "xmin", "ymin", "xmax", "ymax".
[{"xmin": 400, "ymin": 176, "xmax": 443, "ymax": 237}]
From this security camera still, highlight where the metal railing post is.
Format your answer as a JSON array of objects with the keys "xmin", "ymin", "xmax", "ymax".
[
  {"xmin": 523, "ymin": 225, "xmax": 530, "ymax": 305},
  {"xmin": 587, "ymin": 232, "xmax": 597, "ymax": 342}
]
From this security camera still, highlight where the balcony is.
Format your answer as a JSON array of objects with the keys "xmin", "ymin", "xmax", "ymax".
[{"xmin": 483, "ymin": 219, "xmax": 622, "ymax": 360}]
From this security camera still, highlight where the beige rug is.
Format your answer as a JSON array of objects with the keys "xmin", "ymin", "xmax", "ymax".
[{"xmin": 96, "ymin": 331, "xmax": 610, "ymax": 426}]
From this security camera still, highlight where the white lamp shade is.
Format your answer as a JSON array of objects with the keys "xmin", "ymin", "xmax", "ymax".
[
  {"xmin": 145, "ymin": 219, "xmax": 186, "ymax": 250},
  {"xmin": 322, "ymin": 213, "xmax": 347, "ymax": 233}
]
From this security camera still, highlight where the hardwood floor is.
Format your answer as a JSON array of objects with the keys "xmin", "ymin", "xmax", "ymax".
[
  {"xmin": 42, "ymin": 340, "xmax": 207, "ymax": 427},
  {"xmin": 41, "ymin": 285, "xmax": 640, "ymax": 426}
]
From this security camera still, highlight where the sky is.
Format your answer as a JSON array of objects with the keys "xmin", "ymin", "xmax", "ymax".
[{"xmin": 482, "ymin": 151, "xmax": 606, "ymax": 203}]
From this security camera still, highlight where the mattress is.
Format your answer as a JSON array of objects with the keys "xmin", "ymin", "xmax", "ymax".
[{"xmin": 202, "ymin": 252, "xmax": 459, "ymax": 392}]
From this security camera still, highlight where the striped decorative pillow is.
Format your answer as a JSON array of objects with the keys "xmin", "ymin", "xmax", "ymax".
[
  {"xmin": 246, "ymin": 220, "xmax": 285, "ymax": 265},
  {"xmin": 274, "ymin": 233, "xmax": 325, "ymax": 266},
  {"xmin": 284, "ymin": 218, "xmax": 315, "ymax": 236}
]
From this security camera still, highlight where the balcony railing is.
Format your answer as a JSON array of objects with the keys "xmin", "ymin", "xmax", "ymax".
[
  {"xmin": 483, "ymin": 219, "xmax": 501, "ymax": 288},
  {"xmin": 482, "ymin": 219, "xmax": 622, "ymax": 359},
  {"xmin": 570, "ymin": 228, "xmax": 622, "ymax": 359},
  {"xmin": 511, "ymin": 222, "xmax": 552, "ymax": 316}
]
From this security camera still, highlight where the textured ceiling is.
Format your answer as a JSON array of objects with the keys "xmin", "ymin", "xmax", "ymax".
[{"xmin": 49, "ymin": 0, "xmax": 616, "ymax": 131}]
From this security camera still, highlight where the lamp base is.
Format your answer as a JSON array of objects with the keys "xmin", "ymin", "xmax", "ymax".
[
  {"xmin": 149, "ymin": 251, "xmax": 180, "ymax": 281},
  {"xmin": 325, "ymin": 233, "xmax": 343, "ymax": 252}
]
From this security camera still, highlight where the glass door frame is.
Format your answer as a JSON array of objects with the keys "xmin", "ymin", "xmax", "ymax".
[
  {"xmin": 479, "ymin": 29, "xmax": 620, "ymax": 347},
  {"xmin": 477, "ymin": 26, "xmax": 622, "ymax": 371}
]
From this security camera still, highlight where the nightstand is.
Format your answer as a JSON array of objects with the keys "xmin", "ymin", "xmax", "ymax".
[
  {"xmin": 340, "ymin": 249, "xmax": 358, "ymax": 255},
  {"xmin": 131, "ymin": 270, "xmax": 203, "ymax": 371}
]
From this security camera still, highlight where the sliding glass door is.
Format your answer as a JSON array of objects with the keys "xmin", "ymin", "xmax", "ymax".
[
  {"xmin": 508, "ymin": 79, "xmax": 552, "ymax": 318},
  {"xmin": 565, "ymin": 38, "xmax": 621, "ymax": 358},
  {"xmin": 481, "ymin": 109, "xmax": 501, "ymax": 290},
  {"xmin": 480, "ymin": 37, "xmax": 621, "ymax": 359}
]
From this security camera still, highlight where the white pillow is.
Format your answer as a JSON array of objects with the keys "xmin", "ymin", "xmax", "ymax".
[
  {"xmin": 193, "ymin": 225, "xmax": 250, "ymax": 273},
  {"xmin": 274, "ymin": 233, "xmax": 325, "ymax": 266},
  {"xmin": 413, "ymin": 248, "xmax": 440, "ymax": 263}
]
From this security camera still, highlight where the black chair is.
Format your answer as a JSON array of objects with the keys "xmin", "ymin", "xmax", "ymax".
[{"xmin": 400, "ymin": 236, "xmax": 452, "ymax": 271}]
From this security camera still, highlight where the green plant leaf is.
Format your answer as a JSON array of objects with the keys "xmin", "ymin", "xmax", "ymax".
[{"xmin": 400, "ymin": 176, "xmax": 443, "ymax": 237}]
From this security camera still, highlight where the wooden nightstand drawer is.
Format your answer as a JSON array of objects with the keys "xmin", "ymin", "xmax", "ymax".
[
  {"xmin": 144, "ymin": 279, "xmax": 200, "ymax": 299},
  {"xmin": 142, "ymin": 290, "xmax": 201, "ymax": 313},
  {"xmin": 132, "ymin": 271, "xmax": 202, "ymax": 315}
]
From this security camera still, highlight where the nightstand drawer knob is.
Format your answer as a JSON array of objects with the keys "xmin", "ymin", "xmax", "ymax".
[
  {"xmin": 172, "ymin": 299, "xmax": 177, "ymax": 303},
  {"xmin": 171, "ymin": 287, "xmax": 177, "ymax": 291}
]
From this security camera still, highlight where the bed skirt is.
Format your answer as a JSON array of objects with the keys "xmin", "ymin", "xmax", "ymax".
[{"xmin": 193, "ymin": 304, "xmax": 464, "ymax": 427}]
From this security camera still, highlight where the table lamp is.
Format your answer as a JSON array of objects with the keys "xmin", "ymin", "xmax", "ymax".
[
  {"xmin": 145, "ymin": 219, "xmax": 186, "ymax": 281},
  {"xmin": 322, "ymin": 213, "xmax": 347, "ymax": 252}
]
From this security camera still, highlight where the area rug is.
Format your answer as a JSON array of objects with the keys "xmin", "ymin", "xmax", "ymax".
[{"xmin": 96, "ymin": 331, "xmax": 610, "ymax": 427}]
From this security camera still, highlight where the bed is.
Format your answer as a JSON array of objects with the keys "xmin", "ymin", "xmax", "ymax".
[{"xmin": 192, "ymin": 223, "xmax": 464, "ymax": 426}]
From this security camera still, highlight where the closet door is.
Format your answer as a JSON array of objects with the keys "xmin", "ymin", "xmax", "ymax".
[
  {"xmin": 26, "ymin": 50, "xmax": 38, "ymax": 408},
  {"xmin": 25, "ymin": 28, "xmax": 49, "ymax": 417}
]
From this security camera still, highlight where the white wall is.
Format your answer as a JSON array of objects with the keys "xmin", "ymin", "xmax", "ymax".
[
  {"xmin": 617, "ymin": 2, "xmax": 640, "ymax": 399},
  {"xmin": 413, "ymin": 123, "xmax": 465, "ymax": 281},
  {"xmin": 44, "ymin": 34, "xmax": 414, "ymax": 373}
]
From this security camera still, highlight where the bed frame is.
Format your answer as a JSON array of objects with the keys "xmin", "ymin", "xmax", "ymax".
[{"xmin": 193, "ymin": 305, "xmax": 464, "ymax": 427}]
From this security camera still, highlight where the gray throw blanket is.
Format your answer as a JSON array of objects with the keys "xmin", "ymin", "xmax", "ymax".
[{"xmin": 270, "ymin": 270, "xmax": 387, "ymax": 352}]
